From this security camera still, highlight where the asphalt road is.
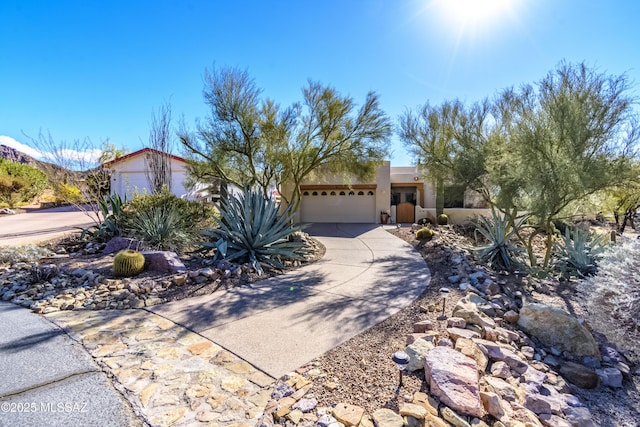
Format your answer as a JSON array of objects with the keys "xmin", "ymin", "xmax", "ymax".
[{"xmin": 0, "ymin": 206, "xmax": 97, "ymax": 247}]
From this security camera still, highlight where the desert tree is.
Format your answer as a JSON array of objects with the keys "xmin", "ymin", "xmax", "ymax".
[
  {"xmin": 490, "ymin": 61, "xmax": 639, "ymax": 266},
  {"xmin": 399, "ymin": 99, "xmax": 493, "ymax": 215},
  {"xmin": 146, "ymin": 102, "xmax": 174, "ymax": 193},
  {"xmin": 180, "ymin": 66, "xmax": 392, "ymax": 212}
]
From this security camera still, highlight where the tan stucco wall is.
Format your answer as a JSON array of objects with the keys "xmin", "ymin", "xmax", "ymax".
[{"xmin": 415, "ymin": 207, "xmax": 491, "ymax": 224}]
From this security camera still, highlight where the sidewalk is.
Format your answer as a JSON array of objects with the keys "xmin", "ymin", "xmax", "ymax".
[{"xmin": 0, "ymin": 302, "xmax": 140, "ymax": 427}]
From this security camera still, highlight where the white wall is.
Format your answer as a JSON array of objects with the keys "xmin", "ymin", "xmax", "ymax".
[{"xmin": 107, "ymin": 154, "xmax": 188, "ymax": 200}]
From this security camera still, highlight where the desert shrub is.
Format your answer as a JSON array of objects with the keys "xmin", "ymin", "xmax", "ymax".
[
  {"xmin": 201, "ymin": 187, "xmax": 305, "ymax": 274},
  {"xmin": 54, "ymin": 183, "xmax": 83, "ymax": 204},
  {"xmin": 552, "ymin": 226, "xmax": 609, "ymax": 279},
  {"xmin": 471, "ymin": 207, "xmax": 526, "ymax": 271},
  {"xmin": 437, "ymin": 213, "xmax": 449, "ymax": 225},
  {"xmin": 0, "ymin": 159, "xmax": 48, "ymax": 207},
  {"xmin": 121, "ymin": 190, "xmax": 213, "ymax": 251},
  {"xmin": 81, "ymin": 193, "xmax": 126, "ymax": 243},
  {"xmin": 416, "ymin": 227, "xmax": 435, "ymax": 241},
  {"xmin": 125, "ymin": 204, "xmax": 197, "ymax": 251},
  {"xmin": 580, "ymin": 237, "xmax": 640, "ymax": 345},
  {"xmin": 417, "ymin": 217, "xmax": 433, "ymax": 226},
  {"xmin": 124, "ymin": 189, "xmax": 214, "ymax": 230}
]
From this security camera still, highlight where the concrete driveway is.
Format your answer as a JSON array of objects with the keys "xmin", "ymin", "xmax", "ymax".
[
  {"xmin": 0, "ymin": 206, "xmax": 96, "ymax": 246},
  {"xmin": 148, "ymin": 223, "xmax": 431, "ymax": 378}
]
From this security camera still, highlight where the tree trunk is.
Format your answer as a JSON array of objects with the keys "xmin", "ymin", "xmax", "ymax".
[{"xmin": 436, "ymin": 176, "xmax": 445, "ymax": 217}]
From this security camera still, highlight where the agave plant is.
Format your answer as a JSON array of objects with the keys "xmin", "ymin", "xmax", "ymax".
[
  {"xmin": 553, "ymin": 226, "xmax": 609, "ymax": 279},
  {"xmin": 471, "ymin": 207, "xmax": 526, "ymax": 271},
  {"xmin": 201, "ymin": 187, "xmax": 306, "ymax": 275}
]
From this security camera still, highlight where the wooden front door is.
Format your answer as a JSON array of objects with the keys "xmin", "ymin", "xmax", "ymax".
[{"xmin": 396, "ymin": 202, "xmax": 415, "ymax": 223}]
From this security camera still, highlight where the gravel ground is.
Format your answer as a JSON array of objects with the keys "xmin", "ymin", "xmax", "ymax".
[{"xmin": 308, "ymin": 225, "xmax": 640, "ymax": 427}]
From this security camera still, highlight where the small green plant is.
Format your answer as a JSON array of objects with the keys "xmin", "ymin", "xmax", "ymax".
[
  {"xmin": 81, "ymin": 193, "xmax": 126, "ymax": 242},
  {"xmin": 416, "ymin": 227, "xmax": 435, "ymax": 241},
  {"xmin": 553, "ymin": 226, "xmax": 609, "ymax": 279},
  {"xmin": 113, "ymin": 249, "xmax": 145, "ymax": 277},
  {"xmin": 125, "ymin": 204, "xmax": 196, "ymax": 251},
  {"xmin": 437, "ymin": 213, "xmax": 449, "ymax": 225},
  {"xmin": 471, "ymin": 207, "xmax": 526, "ymax": 271},
  {"xmin": 417, "ymin": 217, "xmax": 433, "ymax": 226},
  {"xmin": 201, "ymin": 187, "xmax": 306, "ymax": 274}
]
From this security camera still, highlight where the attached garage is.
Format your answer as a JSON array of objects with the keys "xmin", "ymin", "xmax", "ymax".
[{"xmin": 299, "ymin": 186, "xmax": 377, "ymax": 223}]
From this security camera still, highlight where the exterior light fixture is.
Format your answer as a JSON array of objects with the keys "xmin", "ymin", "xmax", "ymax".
[
  {"xmin": 392, "ymin": 350, "xmax": 410, "ymax": 389},
  {"xmin": 438, "ymin": 287, "xmax": 450, "ymax": 320}
]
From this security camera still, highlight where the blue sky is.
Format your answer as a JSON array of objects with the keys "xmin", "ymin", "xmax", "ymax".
[{"xmin": 2, "ymin": 0, "xmax": 639, "ymax": 166}]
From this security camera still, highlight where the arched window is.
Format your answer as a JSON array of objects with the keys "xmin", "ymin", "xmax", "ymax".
[
  {"xmin": 339, "ymin": 191, "xmax": 346, "ymax": 196},
  {"xmin": 321, "ymin": 191, "xmax": 327, "ymax": 196},
  {"xmin": 348, "ymin": 191, "xmax": 355, "ymax": 196},
  {"xmin": 312, "ymin": 191, "xmax": 318, "ymax": 196},
  {"xmin": 303, "ymin": 191, "xmax": 309, "ymax": 196},
  {"xmin": 357, "ymin": 191, "xmax": 364, "ymax": 196},
  {"xmin": 367, "ymin": 191, "xmax": 374, "ymax": 196},
  {"xmin": 330, "ymin": 191, "xmax": 336, "ymax": 196}
]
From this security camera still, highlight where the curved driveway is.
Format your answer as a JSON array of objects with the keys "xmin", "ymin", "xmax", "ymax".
[{"xmin": 148, "ymin": 223, "xmax": 431, "ymax": 378}]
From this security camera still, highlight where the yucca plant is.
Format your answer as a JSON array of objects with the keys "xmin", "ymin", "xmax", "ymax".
[
  {"xmin": 471, "ymin": 207, "xmax": 526, "ymax": 271},
  {"xmin": 553, "ymin": 226, "xmax": 609, "ymax": 279},
  {"xmin": 80, "ymin": 193, "xmax": 126, "ymax": 242},
  {"xmin": 125, "ymin": 204, "xmax": 196, "ymax": 251},
  {"xmin": 201, "ymin": 187, "xmax": 306, "ymax": 275}
]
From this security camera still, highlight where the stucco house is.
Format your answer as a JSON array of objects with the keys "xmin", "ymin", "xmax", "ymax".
[
  {"xmin": 293, "ymin": 161, "xmax": 490, "ymax": 224},
  {"xmin": 102, "ymin": 148, "xmax": 190, "ymax": 200}
]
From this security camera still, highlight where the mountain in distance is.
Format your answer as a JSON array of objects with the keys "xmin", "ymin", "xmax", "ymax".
[{"xmin": 0, "ymin": 144, "xmax": 40, "ymax": 165}]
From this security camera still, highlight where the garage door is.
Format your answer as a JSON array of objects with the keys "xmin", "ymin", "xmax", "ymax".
[
  {"xmin": 117, "ymin": 172, "xmax": 149, "ymax": 199},
  {"xmin": 300, "ymin": 189, "xmax": 376, "ymax": 223}
]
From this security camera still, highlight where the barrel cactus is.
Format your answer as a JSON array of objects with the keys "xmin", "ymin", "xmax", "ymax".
[
  {"xmin": 113, "ymin": 249, "xmax": 145, "ymax": 277},
  {"xmin": 437, "ymin": 214, "xmax": 449, "ymax": 225},
  {"xmin": 416, "ymin": 227, "xmax": 435, "ymax": 241}
]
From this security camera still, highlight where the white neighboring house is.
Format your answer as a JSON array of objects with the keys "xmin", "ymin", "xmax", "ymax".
[{"xmin": 102, "ymin": 148, "xmax": 190, "ymax": 200}]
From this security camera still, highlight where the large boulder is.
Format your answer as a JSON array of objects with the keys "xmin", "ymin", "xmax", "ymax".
[
  {"xmin": 517, "ymin": 303, "xmax": 600, "ymax": 358},
  {"xmin": 424, "ymin": 347, "xmax": 483, "ymax": 418}
]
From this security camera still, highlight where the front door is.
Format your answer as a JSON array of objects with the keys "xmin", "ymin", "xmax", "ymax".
[{"xmin": 396, "ymin": 202, "xmax": 415, "ymax": 223}]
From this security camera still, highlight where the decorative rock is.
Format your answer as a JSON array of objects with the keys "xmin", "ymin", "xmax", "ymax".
[
  {"xmin": 559, "ymin": 362, "xmax": 599, "ymax": 389},
  {"xmin": 517, "ymin": 303, "xmax": 600, "ymax": 358},
  {"xmin": 447, "ymin": 327, "xmax": 481, "ymax": 342},
  {"xmin": 371, "ymin": 408, "xmax": 404, "ymax": 427},
  {"xmin": 413, "ymin": 320, "xmax": 435, "ymax": 333},
  {"xmin": 271, "ymin": 382, "xmax": 295, "ymax": 399},
  {"xmin": 452, "ymin": 297, "xmax": 496, "ymax": 329},
  {"xmin": 454, "ymin": 338, "xmax": 489, "ymax": 372},
  {"xmin": 399, "ymin": 403, "xmax": 427, "ymax": 419},
  {"xmin": 447, "ymin": 317, "xmax": 467, "ymax": 328},
  {"xmin": 596, "ymin": 367, "xmax": 623, "ymax": 388},
  {"xmin": 332, "ymin": 403, "xmax": 365, "ymax": 427},
  {"xmin": 563, "ymin": 406, "xmax": 597, "ymax": 427},
  {"xmin": 440, "ymin": 407, "xmax": 471, "ymax": 427},
  {"xmin": 480, "ymin": 391, "xmax": 505, "ymax": 419},
  {"xmin": 412, "ymin": 392, "xmax": 438, "ymax": 416},
  {"xmin": 490, "ymin": 361, "xmax": 510, "ymax": 379},
  {"xmin": 424, "ymin": 347, "xmax": 483, "ymax": 417},
  {"xmin": 405, "ymin": 339, "xmax": 435, "ymax": 371},
  {"xmin": 293, "ymin": 397, "xmax": 318, "ymax": 413}
]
